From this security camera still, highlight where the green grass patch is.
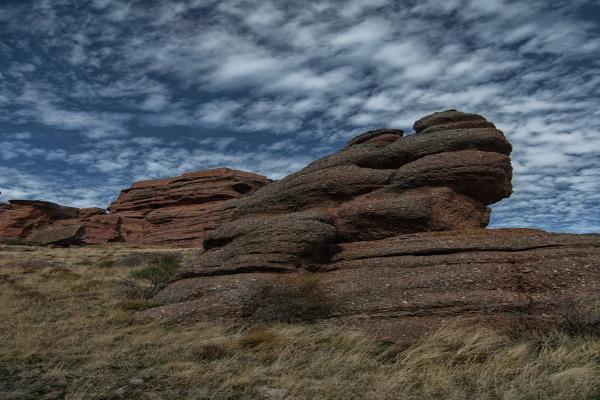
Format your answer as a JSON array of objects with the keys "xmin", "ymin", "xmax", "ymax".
[{"xmin": 124, "ymin": 253, "xmax": 182, "ymax": 298}]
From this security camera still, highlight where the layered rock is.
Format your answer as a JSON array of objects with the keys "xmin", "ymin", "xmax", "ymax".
[
  {"xmin": 26, "ymin": 224, "xmax": 86, "ymax": 247},
  {"xmin": 0, "ymin": 168, "xmax": 269, "ymax": 247},
  {"xmin": 0, "ymin": 200, "xmax": 80, "ymax": 239},
  {"xmin": 178, "ymin": 110, "xmax": 513, "ymax": 276},
  {"xmin": 145, "ymin": 110, "xmax": 600, "ymax": 341},
  {"xmin": 107, "ymin": 168, "xmax": 269, "ymax": 246}
]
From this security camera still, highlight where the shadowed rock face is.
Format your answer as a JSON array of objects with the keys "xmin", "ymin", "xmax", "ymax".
[
  {"xmin": 144, "ymin": 110, "xmax": 600, "ymax": 341},
  {"xmin": 0, "ymin": 168, "xmax": 269, "ymax": 246},
  {"xmin": 26, "ymin": 224, "xmax": 86, "ymax": 247}
]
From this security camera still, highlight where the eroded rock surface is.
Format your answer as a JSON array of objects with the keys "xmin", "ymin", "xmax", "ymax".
[
  {"xmin": 0, "ymin": 168, "xmax": 269, "ymax": 246},
  {"xmin": 108, "ymin": 168, "xmax": 269, "ymax": 246},
  {"xmin": 0, "ymin": 200, "xmax": 80, "ymax": 239},
  {"xmin": 145, "ymin": 110, "xmax": 600, "ymax": 341}
]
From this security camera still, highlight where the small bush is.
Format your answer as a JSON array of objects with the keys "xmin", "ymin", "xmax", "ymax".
[
  {"xmin": 118, "ymin": 278, "xmax": 150, "ymax": 300},
  {"xmin": 122, "ymin": 254, "xmax": 182, "ymax": 298},
  {"xmin": 488, "ymin": 297, "xmax": 600, "ymax": 342},
  {"xmin": 558, "ymin": 297, "xmax": 600, "ymax": 336},
  {"xmin": 240, "ymin": 277, "xmax": 335, "ymax": 323}
]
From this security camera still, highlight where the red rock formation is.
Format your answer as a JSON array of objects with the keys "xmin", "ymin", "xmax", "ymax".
[
  {"xmin": 26, "ymin": 224, "xmax": 86, "ymax": 247},
  {"xmin": 0, "ymin": 168, "xmax": 269, "ymax": 247},
  {"xmin": 108, "ymin": 168, "xmax": 269, "ymax": 246},
  {"xmin": 143, "ymin": 110, "xmax": 600, "ymax": 342},
  {"xmin": 0, "ymin": 200, "xmax": 80, "ymax": 239}
]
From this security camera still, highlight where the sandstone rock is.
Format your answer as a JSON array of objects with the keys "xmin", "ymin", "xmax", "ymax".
[
  {"xmin": 0, "ymin": 200, "xmax": 80, "ymax": 238},
  {"xmin": 78, "ymin": 208, "xmax": 106, "ymax": 219},
  {"xmin": 234, "ymin": 165, "xmax": 394, "ymax": 217},
  {"xmin": 51, "ymin": 214, "xmax": 123, "ymax": 245},
  {"xmin": 107, "ymin": 168, "xmax": 269, "ymax": 246},
  {"xmin": 145, "ymin": 110, "xmax": 600, "ymax": 341},
  {"xmin": 179, "ymin": 211, "xmax": 337, "ymax": 277},
  {"xmin": 301, "ymin": 126, "xmax": 511, "ymax": 173},
  {"xmin": 413, "ymin": 109, "xmax": 494, "ymax": 134},
  {"xmin": 390, "ymin": 149, "xmax": 512, "ymax": 204},
  {"xmin": 334, "ymin": 187, "xmax": 490, "ymax": 241},
  {"xmin": 109, "ymin": 168, "xmax": 268, "ymax": 217},
  {"xmin": 0, "ymin": 168, "xmax": 269, "ymax": 247},
  {"xmin": 146, "ymin": 229, "xmax": 600, "ymax": 342},
  {"xmin": 345, "ymin": 128, "xmax": 404, "ymax": 147},
  {"xmin": 27, "ymin": 224, "xmax": 85, "ymax": 246}
]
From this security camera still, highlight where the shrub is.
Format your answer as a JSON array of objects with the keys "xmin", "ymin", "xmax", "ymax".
[
  {"xmin": 122, "ymin": 254, "xmax": 182, "ymax": 298},
  {"xmin": 489, "ymin": 297, "xmax": 600, "ymax": 342},
  {"xmin": 558, "ymin": 297, "xmax": 600, "ymax": 336},
  {"xmin": 118, "ymin": 278, "xmax": 149, "ymax": 300},
  {"xmin": 240, "ymin": 276, "xmax": 335, "ymax": 323}
]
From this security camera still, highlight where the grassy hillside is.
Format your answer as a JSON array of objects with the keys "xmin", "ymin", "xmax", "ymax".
[{"xmin": 0, "ymin": 244, "xmax": 598, "ymax": 400}]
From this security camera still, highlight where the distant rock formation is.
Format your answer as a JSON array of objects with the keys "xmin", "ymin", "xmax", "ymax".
[
  {"xmin": 143, "ymin": 110, "xmax": 600, "ymax": 341},
  {"xmin": 0, "ymin": 168, "xmax": 269, "ymax": 246},
  {"xmin": 108, "ymin": 169, "xmax": 270, "ymax": 246},
  {"xmin": 0, "ymin": 200, "xmax": 80, "ymax": 239}
]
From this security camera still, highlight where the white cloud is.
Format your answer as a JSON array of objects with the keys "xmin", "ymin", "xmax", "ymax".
[
  {"xmin": 140, "ymin": 93, "xmax": 170, "ymax": 111},
  {"xmin": 0, "ymin": 0, "xmax": 598, "ymax": 231},
  {"xmin": 330, "ymin": 18, "xmax": 390, "ymax": 46}
]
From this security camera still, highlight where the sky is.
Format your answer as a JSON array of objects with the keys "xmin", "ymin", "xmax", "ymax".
[{"xmin": 0, "ymin": 0, "xmax": 599, "ymax": 233}]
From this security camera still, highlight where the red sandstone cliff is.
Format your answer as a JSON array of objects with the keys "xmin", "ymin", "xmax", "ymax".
[{"xmin": 0, "ymin": 168, "xmax": 269, "ymax": 247}]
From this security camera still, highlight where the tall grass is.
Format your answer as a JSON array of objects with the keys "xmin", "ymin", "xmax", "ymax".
[{"xmin": 0, "ymin": 244, "xmax": 598, "ymax": 399}]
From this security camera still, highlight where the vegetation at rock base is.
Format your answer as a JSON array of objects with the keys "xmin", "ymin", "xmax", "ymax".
[
  {"xmin": 122, "ymin": 253, "xmax": 183, "ymax": 299},
  {"xmin": 0, "ymin": 237, "xmax": 32, "ymax": 246},
  {"xmin": 240, "ymin": 277, "xmax": 336, "ymax": 323},
  {"xmin": 1, "ymin": 243, "xmax": 599, "ymax": 400}
]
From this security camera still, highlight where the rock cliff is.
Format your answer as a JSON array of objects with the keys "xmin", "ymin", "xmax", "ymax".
[
  {"xmin": 0, "ymin": 168, "xmax": 269, "ymax": 246},
  {"xmin": 143, "ymin": 110, "xmax": 600, "ymax": 341}
]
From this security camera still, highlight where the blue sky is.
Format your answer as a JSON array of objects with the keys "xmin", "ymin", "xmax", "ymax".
[{"xmin": 0, "ymin": 0, "xmax": 599, "ymax": 232}]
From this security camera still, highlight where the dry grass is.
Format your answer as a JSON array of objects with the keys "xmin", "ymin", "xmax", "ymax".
[{"xmin": 0, "ymin": 244, "xmax": 599, "ymax": 400}]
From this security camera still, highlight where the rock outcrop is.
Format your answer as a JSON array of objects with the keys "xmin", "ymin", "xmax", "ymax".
[
  {"xmin": 0, "ymin": 168, "xmax": 269, "ymax": 247},
  {"xmin": 144, "ymin": 110, "xmax": 600, "ymax": 341},
  {"xmin": 0, "ymin": 200, "xmax": 80, "ymax": 239},
  {"xmin": 107, "ymin": 168, "xmax": 270, "ymax": 246},
  {"xmin": 26, "ymin": 224, "xmax": 86, "ymax": 247}
]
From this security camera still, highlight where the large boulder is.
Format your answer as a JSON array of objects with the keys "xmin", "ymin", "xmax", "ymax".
[
  {"xmin": 26, "ymin": 224, "xmax": 85, "ymax": 246},
  {"xmin": 144, "ymin": 110, "xmax": 600, "ymax": 341}
]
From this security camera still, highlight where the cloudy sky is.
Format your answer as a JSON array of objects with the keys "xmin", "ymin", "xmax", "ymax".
[{"xmin": 0, "ymin": 0, "xmax": 599, "ymax": 232}]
